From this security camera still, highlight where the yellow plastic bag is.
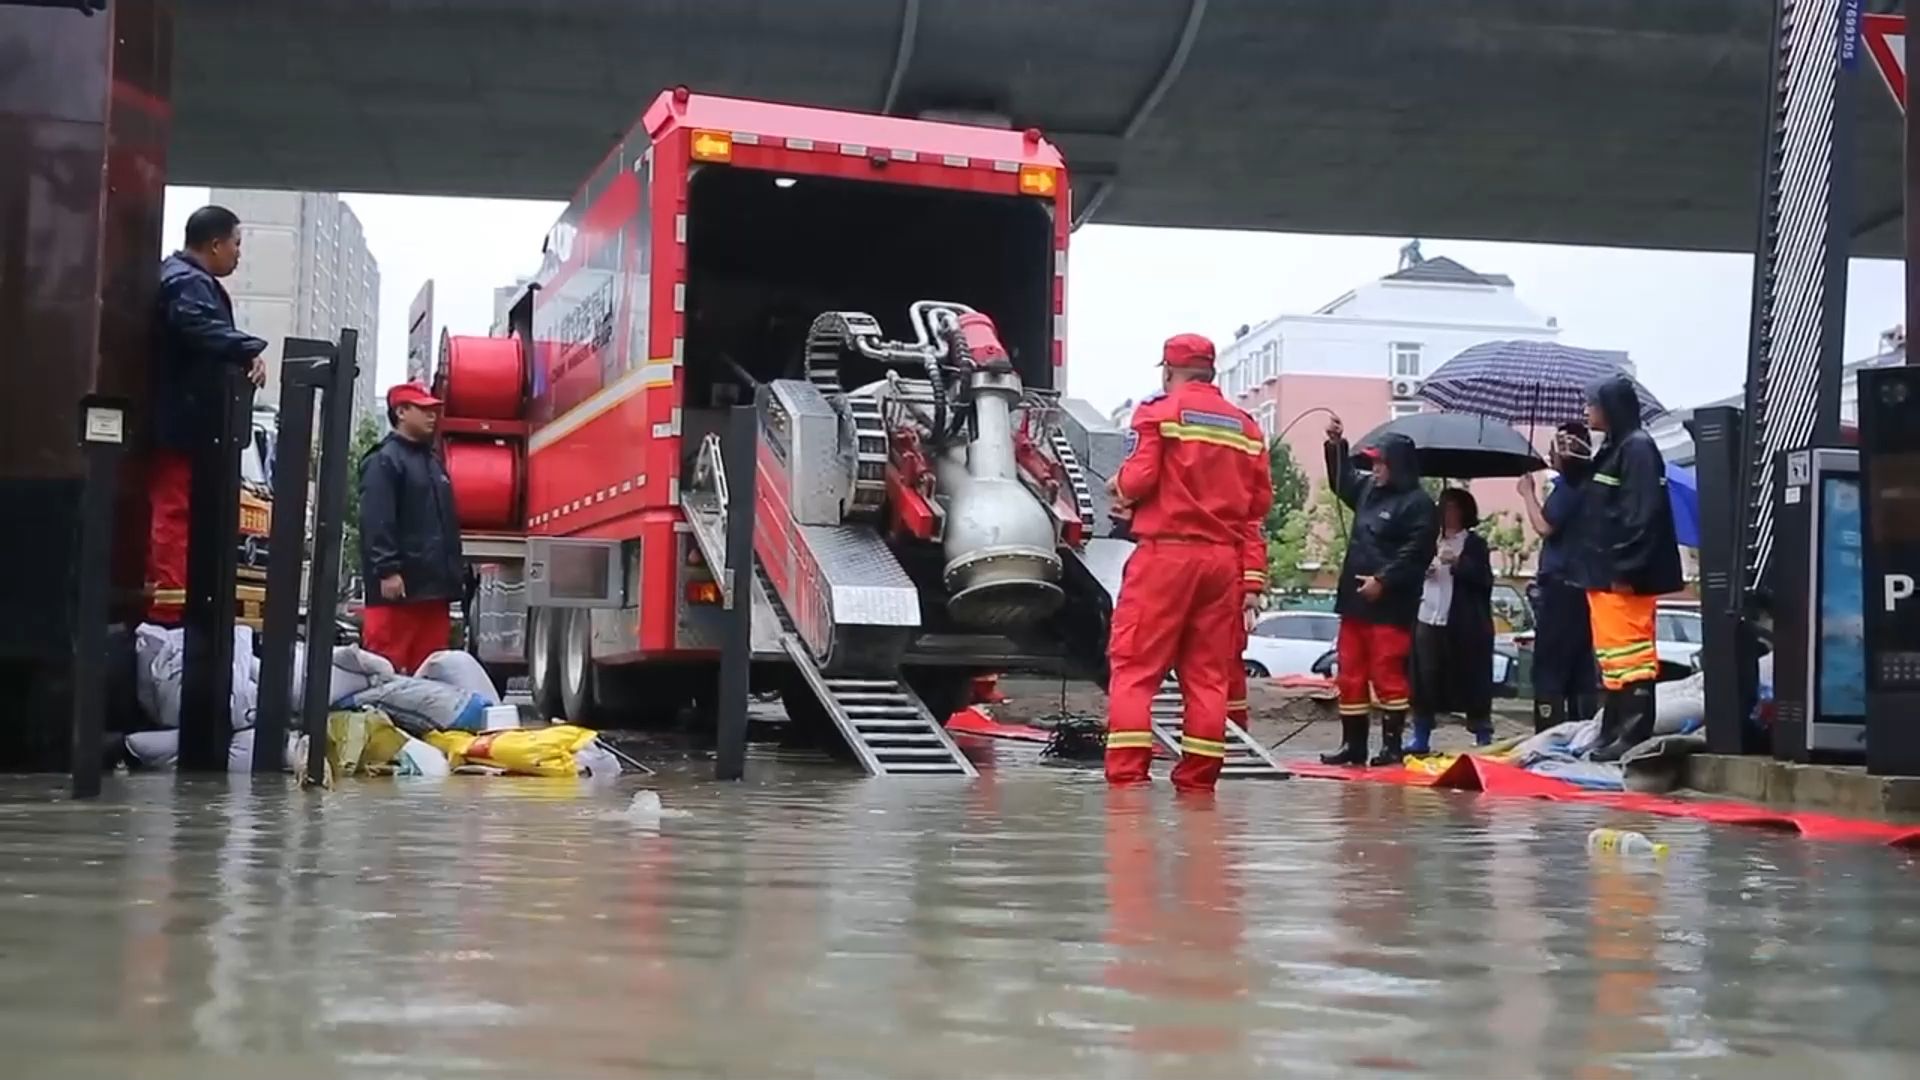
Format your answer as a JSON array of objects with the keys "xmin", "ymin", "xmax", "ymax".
[{"xmin": 426, "ymin": 725, "xmax": 600, "ymax": 777}]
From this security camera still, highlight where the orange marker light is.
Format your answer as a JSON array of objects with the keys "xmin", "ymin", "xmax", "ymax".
[
  {"xmin": 1018, "ymin": 165, "xmax": 1057, "ymax": 197},
  {"xmin": 685, "ymin": 580, "xmax": 723, "ymax": 606},
  {"xmin": 690, "ymin": 129, "xmax": 733, "ymax": 163}
]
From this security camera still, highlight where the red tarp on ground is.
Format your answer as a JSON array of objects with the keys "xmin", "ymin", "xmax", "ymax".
[
  {"xmin": 946, "ymin": 707, "xmax": 1052, "ymax": 744},
  {"xmin": 1288, "ymin": 754, "xmax": 1920, "ymax": 847}
]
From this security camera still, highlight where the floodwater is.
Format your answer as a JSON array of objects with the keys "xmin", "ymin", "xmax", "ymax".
[{"xmin": 4, "ymin": 749, "xmax": 1920, "ymax": 1079}]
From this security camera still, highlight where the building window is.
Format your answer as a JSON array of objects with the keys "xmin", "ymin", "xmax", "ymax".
[
  {"xmin": 1255, "ymin": 401, "xmax": 1277, "ymax": 441},
  {"xmin": 1390, "ymin": 400, "xmax": 1422, "ymax": 420},
  {"xmin": 1390, "ymin": 342, "xmax": 1422, "ymax": 377}
]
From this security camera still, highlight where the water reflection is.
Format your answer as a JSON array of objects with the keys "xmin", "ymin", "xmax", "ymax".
[{"xmin": 3, "ymin": 768, "xmax": 1920, "ymax": 1077}]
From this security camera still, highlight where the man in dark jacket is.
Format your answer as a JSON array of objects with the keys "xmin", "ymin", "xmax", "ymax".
[
  {"xmin": 358, "ymin": 382, "xmax": 464, "ymax": 674},
  {"xmin": 1571, "ymin": 373, "xmax": 1684, "ymax": 761},
  {"xmin": 146, "ymin": 206, "xmax": 269, "ymax": 623},
  {"xmin": 1321, "ymin": 417, "xmax": 1439, "ymax": 766}
]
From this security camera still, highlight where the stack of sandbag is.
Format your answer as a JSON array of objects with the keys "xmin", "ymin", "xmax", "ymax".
[
  {"xmin": 425, "ymin": 725, "xmax": 622, "ymax": 778},
  {"xmin": 133, "ymin": 623, "xmax": 258, "ymax": 731},
  {"xmin": 341, "ymin": 650, "xmax": 498, "ymax": 737}
]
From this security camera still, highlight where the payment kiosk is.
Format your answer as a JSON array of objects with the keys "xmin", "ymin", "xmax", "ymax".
[
  {"xmin": 1860, "ymin": 366, "xmax": 1920, "ymax": 776},
  {"xmin": 1772, "ymin": 446, "xmax": 1865, "ymax": 762}
]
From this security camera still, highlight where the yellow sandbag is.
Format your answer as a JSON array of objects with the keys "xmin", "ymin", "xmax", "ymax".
[
  {"xmin": 1405, "ymin": 753, "xmax": 1458, "ymax": 776},
  {"xmin": 427, "ymin": 725, "xmax": 599, "ymax": 777}
]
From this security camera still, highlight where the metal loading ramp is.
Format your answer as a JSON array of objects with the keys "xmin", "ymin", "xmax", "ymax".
[
  {"xmin": 1151, "ymin": 678, "xmax": 1292, "ymax": 779},
  {"xmin": 783, "ymin": 637, "xmax": 977, "ymax": 777}
]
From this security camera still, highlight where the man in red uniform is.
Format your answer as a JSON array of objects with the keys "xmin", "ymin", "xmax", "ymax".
[
  {"xmin": 358, "ymin": 383, "xmax": 464, "ymax": 674},
  {"xmin": 1105, "ymin": 334, "xmax": 1273, "ymax": 791},
  {"xmin": 147, "ymin": 206, "xmax": 268, "ymax": 623}
]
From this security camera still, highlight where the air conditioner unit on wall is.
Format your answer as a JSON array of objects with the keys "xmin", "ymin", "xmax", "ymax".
[{"xmin": 1390, "ymin": 376, "xmax": 1423, "ymax": 399}]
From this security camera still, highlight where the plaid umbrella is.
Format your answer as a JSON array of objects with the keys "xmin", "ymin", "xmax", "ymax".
[{"xmin": 1416, "ymin": 340, "xmax": 1665, "ymax": 426}]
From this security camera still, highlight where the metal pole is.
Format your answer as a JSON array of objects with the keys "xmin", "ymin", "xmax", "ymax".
[
  {"xmin": 714, "ymin": 395, "xmax": 759, "ymax": 781},
  {"xmin": 70, "ymin": 395, "xmax": 127, "ymax": 799},
  {"xmin": 1909, "ymin": 0, "xmax": 1919, "ymax": 362},
  {"xmin": 179, "ymin": 369, "xmax": 253, "ymax": 771},
  {"xmin": 297, "ymin": 330, "xmax": 359, "ymax": 784},
  {"xmin": 251, "ymin": 351, "xmax": 326, "ymax": 773}
]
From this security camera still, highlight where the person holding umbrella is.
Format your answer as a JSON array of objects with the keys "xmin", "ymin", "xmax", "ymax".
[
  {"xmin": 1406, "ymin": 488, "xmax": 1496, "ymax": 753},
  {"xmin": 1320, "ymin": 415, "xmax": 1438, "ymax": 767},
  {"xmin": 1569, "ymin": 374, "xmax": 1684, "ymax": 761},
  {"xmin": 1516, "ymin": 423, "xmax": 1601, "ymax": 733}
]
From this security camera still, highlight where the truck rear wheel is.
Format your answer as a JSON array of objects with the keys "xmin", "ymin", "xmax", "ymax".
[
  {"xmin": 558, "ymin": 608, "xmax": 597, "ymax": 724},
  {"xmin": 527, "ymin": 607, "xmax": 564, "ymax": 720}
]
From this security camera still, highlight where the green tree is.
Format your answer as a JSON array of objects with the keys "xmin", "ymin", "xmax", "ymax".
[
  {"xmin": 338, "ymin": 412, "xmax": 386, "ymax": 590},
  {"xmin": 1260, "ymin": 439, "xmax": 1314, "ymax": 593},
  {"xmin": 1478, "ymin": 508, "xmax": 1537, "ymax": 578},
  {"xmin": 1302, "ymin": 486, "xmax": 1351, "ymax": 582},
  {"xmin": 1264, "ymin": 438, "xmax": 1310, "ymax": 535}
]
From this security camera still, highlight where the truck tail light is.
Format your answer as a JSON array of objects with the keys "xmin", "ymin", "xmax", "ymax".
[
  {"xmin": 690, "ymin": 130, "xmax": 732, "ymax": 163},
  {"xmin": 685, "ymin": 580, "xmax": 722, "ymax": 606},
  {"xmin": 1018, "ymin": 165, "xmax": 1057, "ymax": 197}
]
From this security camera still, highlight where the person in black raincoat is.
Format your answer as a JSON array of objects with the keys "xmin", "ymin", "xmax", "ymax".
[
  {"xmin": 1568, "ymin": 374, "xmax": 1684, "ymax": 761},
  {"xmin": 1406, "ymin": 488, "xmax": 1495, "ymax": 753},
  {"xmin": 1320, "ymin": 416, "xmax": 1439, "ymax": 766},
  {"xmin": 357, "ymin": 382, "xmax": 464, "ymax": 674},
  {"xmin": 1517, "ymin": 423, "xmax": 1601, "ymax": 732}
]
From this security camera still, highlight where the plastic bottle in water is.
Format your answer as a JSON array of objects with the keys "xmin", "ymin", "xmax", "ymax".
[{"xmin": 1586, "ymin": 828, "xmax": 1669, "ymax": 858}]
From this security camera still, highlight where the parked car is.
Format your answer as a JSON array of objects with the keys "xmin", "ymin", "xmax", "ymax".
[
  {"xmin": 1505, "ymin": 598, "xmax": 1704, "ymax": 682},
  {"xmin": 1242, "ymin": 611, "xmax": 1339, "ymax": 678}
]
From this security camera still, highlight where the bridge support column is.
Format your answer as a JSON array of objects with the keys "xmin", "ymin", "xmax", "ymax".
[{"xmin": 0, "ymin": 1, "xmax": 173, "ymax": 770}]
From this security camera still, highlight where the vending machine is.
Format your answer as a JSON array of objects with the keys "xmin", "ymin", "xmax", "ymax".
[{"xmin": 1771, "ymin": 446, "xmax": 1865, "ymax": 762}]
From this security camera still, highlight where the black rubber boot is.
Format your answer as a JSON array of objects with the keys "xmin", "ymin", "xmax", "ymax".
[
  {"xmin": 1532, "ymin": 698, "xmax": 1564, "ymax": 735},
  {"xmin": 1592, "ymin": 683, "xmax": 1655, "ymax": 762},
  {"xmin": 1571, "ymin": 692, "xmax": 1600, "ymax": 725},
  {"xmin": 1320, "ymin": 716, "xmax": 1370, "ymax": 766},
  {"xmin": 1369, "ymin": 712, "xmax": 1406, "ymax": 767}
]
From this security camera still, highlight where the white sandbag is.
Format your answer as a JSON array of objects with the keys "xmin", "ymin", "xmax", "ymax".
[
  {"xmin": 123, "ymin": 728, "xmax": 297, "ymax": 772},
  {"xmin": 1653, "ymin": 671, "xmax": 1706, "ymax": 736},
  {"xmin": 393, "ymin": 737, "xmax": 451, "ymax": 777},
  {"xmin": 289, "ymin": 643, "xmax": 393, "ymax": 709},
  {"xmin": 573, "ymin": 738, "xmax": 623, "ymax": 778},
  {"xmin": 414, "ymin": 650, "xmax": 500, "ymax": 705},
  {"xmin": 345, "ymin": 676, "xmax": 490, "ymax": 737},
  {"xmin": 133, "ymin": 623, "xmax": 256, "ymax": 730},
  {"xmin": 134, "ymin": 624, "xmax": 181, "ymax": 729}
]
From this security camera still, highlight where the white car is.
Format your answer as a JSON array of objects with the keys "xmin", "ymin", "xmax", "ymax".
[
  {"xmin": 1242, "ymin": 611, "xmax": 1341, "ymax": 678},
  {"xmin": 1655, "ymin": 606, "xmax": 1704, "ymax": 676}
]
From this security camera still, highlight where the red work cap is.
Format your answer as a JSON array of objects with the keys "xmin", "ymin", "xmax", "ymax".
[
  {"xmin": 387, "ymin": 382, "xmax": 443, "ymax": 410},
  {"xmin": 1160, "ymin": 333, "xmax": 1216, "ymax": 371}
]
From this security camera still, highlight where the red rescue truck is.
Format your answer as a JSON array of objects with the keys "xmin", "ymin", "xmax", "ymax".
[{"xmin": 437, "ymin": 89, "xmax": 1199, "ymax": 776}]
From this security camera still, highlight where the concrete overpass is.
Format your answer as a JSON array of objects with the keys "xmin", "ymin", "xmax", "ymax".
[{"xmin": 170, "ymin": 0, "xmax": 1905, "ymax": 255}]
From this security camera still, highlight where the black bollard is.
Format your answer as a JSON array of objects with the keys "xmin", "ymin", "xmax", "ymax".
[
  {"xmin": 178, "ymin": 370, "xmax": 253, "ymax": 772},
  {"xmin": 70, "ymin": 395, "xmax": 127, "ymax": 799},
  {"xmin": 714, "ymin": 395, "xmax": 759, "ymax": 781}
]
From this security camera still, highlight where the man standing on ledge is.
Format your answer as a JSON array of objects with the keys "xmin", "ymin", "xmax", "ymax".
[
  {"xmin": 1570, "ymin": 373, "xmax": 1683, "ymax": 761},
  {"xmin": 358, "ymin": 382, "xmax": 463, "ymax": 675},
  {"xmin": 1104, "ymin": 333, "xmax": 1271, "ymax": 791},
  {"xmin": 1320, "ymin": 416, "xmax": 1437, "ymax": 767},
  {"xmin": 147, "ymin": 206, "xmax": 268, "ymax": 623}
]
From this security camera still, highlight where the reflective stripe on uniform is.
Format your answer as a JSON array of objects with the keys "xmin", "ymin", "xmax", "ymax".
[
  {"xmin": 1157, "ymin": 421, "xmax": 1262, "ymax": 455},
  {"xmin": 1106, "ymin": 730, "xmax": 1155, "ymax": 749},
  {"xmin": 1180, "ymin": 735, "xmax": 1227, "ymax": 758},
  {"xmin": 1593, "ymin": 473, "xmax": 1620, "ymax": 486}
]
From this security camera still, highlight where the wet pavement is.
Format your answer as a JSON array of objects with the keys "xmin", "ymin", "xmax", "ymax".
[{"xmin": 4, "ymin": 748, "xmax": 1920, "ymax": 1079}]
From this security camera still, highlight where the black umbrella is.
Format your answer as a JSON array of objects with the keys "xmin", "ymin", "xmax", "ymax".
[{"xmin": 1354, "ymin": 412, "xmax": 1544, "ymax": 479}]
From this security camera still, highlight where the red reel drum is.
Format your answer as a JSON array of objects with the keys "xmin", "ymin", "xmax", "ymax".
[
  {"xmin": 443, "ymin": 437, "xmax": 523, "ymax": 531},
  {"xmin": 439, "ymin": 332, "xmax": 526, "ymax": 421}
]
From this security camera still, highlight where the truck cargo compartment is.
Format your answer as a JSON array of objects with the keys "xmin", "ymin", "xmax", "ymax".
[{"xmin": 682, "ymin": 167, "xmax": 1055, "ymax": 415}]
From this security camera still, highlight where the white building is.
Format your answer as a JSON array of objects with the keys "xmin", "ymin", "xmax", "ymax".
[
  {"xmin": 212, "ymin": 189, "xmax": 381, "ymax": 423},
  {"xmin": 1649, "ymin": 332, "xmax": 1904, "ymax": 466}
]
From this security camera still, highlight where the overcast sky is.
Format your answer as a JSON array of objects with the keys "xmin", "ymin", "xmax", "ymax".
[{"xmin": 163, "ymin": 186, "xmax": 1904, "ymax": 417}]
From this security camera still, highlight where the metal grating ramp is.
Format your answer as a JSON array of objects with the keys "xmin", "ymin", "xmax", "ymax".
[
  {"xmin": 783, "ymin": 636, "xmax": 977, "ymax": 777},
  {"xmin": 1150, "ymin": 678, "xmax": 1291, "ymax": 779}
]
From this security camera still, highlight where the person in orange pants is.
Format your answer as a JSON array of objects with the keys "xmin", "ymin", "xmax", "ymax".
[
  {"xmin": 1319, "ymin": 417, "xmax": 1437, "ymax": 766},
  {"xmin": 1571, "ymin": 373, "xmax": 1683, "ymax": 761},
  {"xmin": 1104, "ymin": 333, "xmax": 1272, "ymax": 791},
  {"xmin": 146, "ymin": 206, "xmax": 269, "ymax": 623}
]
